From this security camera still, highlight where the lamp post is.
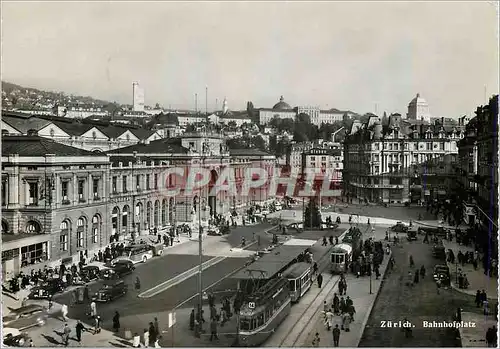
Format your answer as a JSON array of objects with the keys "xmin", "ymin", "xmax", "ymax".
[
  {"xmin": 198, "ymin": 196, "xmax": 207, "ymax": 321},
  {"xmin": 369, "ymin": 253, "xmax": 373, "ymax": 294}
]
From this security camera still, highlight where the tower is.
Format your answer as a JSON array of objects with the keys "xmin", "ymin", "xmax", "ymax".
[
  {"xmin": 222, "ymin": 97, "xmax": 228, "ymax": 114},
  {"xmin": 132, "ymin": 82, "xmax": 145, "ymax": 112}
]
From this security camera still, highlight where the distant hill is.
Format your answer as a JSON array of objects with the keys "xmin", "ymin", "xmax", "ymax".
[{"xmin": 2, "ymin": 80, "xmax": 116, "ymax": 108}]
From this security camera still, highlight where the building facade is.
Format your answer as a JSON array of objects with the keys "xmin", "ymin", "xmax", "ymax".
[
  {"xmin": 1, "ymin": 132, "xmax": 277, "ymax": 278},
  {"xmin": 456, "ymin": 95, "xmax": 498, "ymax": 228},
  {"xmin": 406, "ymin": 93, "xmax": 431, "ymax": 123},
  {"xmin": 343, "ymin": 114, "xmax": 464, "ymax": 204}
]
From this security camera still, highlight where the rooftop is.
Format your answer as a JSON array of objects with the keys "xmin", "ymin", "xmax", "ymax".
[{"xmin": 2, "ymin": 135, "xmax": 99, "ymax": 157}]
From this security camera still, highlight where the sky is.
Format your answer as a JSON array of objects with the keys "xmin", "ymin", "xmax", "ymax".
[{"xmin": 1, "ymin": 1, "xmax": 498, "ymax": 116}]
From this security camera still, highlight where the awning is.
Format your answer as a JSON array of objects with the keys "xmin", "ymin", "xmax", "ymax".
[{"xmin": 3, "ymin": 234, "xmax": 51, "ymax": 251}]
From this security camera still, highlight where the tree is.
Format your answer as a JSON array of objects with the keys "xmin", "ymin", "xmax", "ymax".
[
  {"xmin": 227, "ymin": 120, "xmax": 237, "ymax": 128},
  {"xmin": 247, "ymin": 101, "xmax": 257, "ymax": 122},
  {"xmin": 251, "ymin": 135, "xmax": 266, "ymax": 151},
  {"xmin": 297, "ymin": 113, "xmax": 311, "ymax": 124},
  {"xmin": 304, "ymin": 198, "xmax": 321, "ymax": 229}
]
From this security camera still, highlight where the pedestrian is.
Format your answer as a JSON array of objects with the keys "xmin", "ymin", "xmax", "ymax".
[
  {"xmin": 409, "ymin": 255, "xmax": 414, "ymax": 268},
  {"xmin": 420, "ymin": 265, "xmax": 426, "ymax": 279},
  {"xmin": 154, "ymin": 339, "xmax": 161, "ymax": 348},
  {"xmin": 71, "ymin": 289, "xmax": 77, "ymax": 305},
  {"xmin": 342, "ymin": 312, "xmax": 352, "ymax": 332},
  {"xmin": 322, "ymin": 237, "xmax": 328, "ymax": 246},
  {"xmin": 62, "ymin": 323, "xmax": 71, "ymax": 346},
  {"xmin": 154, "ymin": 317, "xmax": 161, "ymax": 338},
  {"xmin": 313, "ymin": 262, "xmax": 318, "ymax": 275},
  {"xmin": 135, "ymin": 277, "xmax": 141, "ymax": 291},
  {"xmin": 414, "ymin": 269, "xmax": 419, "ymax": 284},
  {"xmin": 75, "ymin": 320, "xmax": 86, "ymax": 342},
  {"xmin": 486, "ymin": 326, "xmax": 497, "ymax": 347},
  {"xmin": 333, "ymin": 293, "xmax": 340, "ymax": 315},
  {"xmin": 143, "ymin": 328, "xmax": 149, "ymax": 347},
  {"xmin": 132, "ymin": 333, "xmax": 141, "ymax": 348},
  {"xmin": 338, "ymin": 280, "xmax": 344, "ymax": 296},
  {"xmin": 189, "ymin": 309, "xmax": 195, "ymax": 330},
  {"xmin": 210, "ymin": 318, "xmax": 219, "ymax": 341},
  {"xmin": 436, "ymin": 278, "xmax": 442, "ymax": 294},
  {"xmin": 325, "ymin": 308, "xmax": 334, "ymax": 330},
  {"xmin": 149, "ymin": 322, "xmax": 157, "ymax": 345},
  {"xmin": 113, "ymin": 311, "xmax": 120, "ymax": 332},
  {"xmin": 340, "ymin": 297, "xmax": 346, "ymax": 314},
  {"xmin": 317, "ymin": 273, "xmax": 323, "ymax": 288},
  {"xmin": 94, "ymin": 315, "xmax": 101, "ymax": 334},
  {"xmin": 90, "ymin": 301, "xmax": 97, "ymax": 318},
  {"xmin": 332, "ymin": 324, "xmax": 341, "ymax": 347},
  {"xmin": 475, "ymin": 290, "xmax": 482, "ymax": 307},
  {"xmin": 312, "ymin": 332, "xmax": 321, "ymax": 347},
  {"xmin": 61, "ymin": 303, "xmax": 69, "ymax": 322}
]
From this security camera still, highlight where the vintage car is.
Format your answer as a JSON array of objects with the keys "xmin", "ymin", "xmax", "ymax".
[
  {"xmin": 432, "ymin": 241, "xmax": 447, "ymax": 260},
  {"xmin": 433, "ymin": 264, "xmax": 451, "ymax": 286},
  {"xmin": 207, "ymin": 226, "xmax": 221, "ymax": 236},
  {"xmin": 3, "ymin": 328, "xmax": 31, "ymax": 347},
  {"xmin": 406, "ymin": 229, "xmax": 418, "ymax": 241},
  {"xmin": 92, "ymin": 280, "xmax": 128, "ymax": 302},
  {"xmin": 28, "ymin": 279, "xmax": 65, "ymax": 300},
  {"xmin": 418, "ymin": 226, "xmax": 449, "ymax": 237},
  {"xmin": 101, "ymin": 260, "xmax": 135, "ymax": 280},
  {"xmin": 3, "ymin": 305, "xmax": 48, "ymax": 331},
  {"xmin": 390, "ymin": 222, "xmax": 409, "ymax": 233},
  {"xmin": 80, "ymin": 265, "xmax": 102, "ymax": 282}
]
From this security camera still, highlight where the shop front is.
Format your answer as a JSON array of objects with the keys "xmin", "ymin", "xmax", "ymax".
[{"xmin": 2, "ymin": 234, "xmax": 51, "ymax": 279}]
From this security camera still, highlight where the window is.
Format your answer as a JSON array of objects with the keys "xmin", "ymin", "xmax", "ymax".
[
  {"xmin": 310, "ymin": 156, "xmax": 315, "ymax": 161},
  {"xmin": 28, "ymin": 182, "xmax": 38, "ymax": 205},
  {"xmin": 146, "ymin": 174, "xmax": 150, "ymax": 189},
  {"xmin": 136, "ymin": 175, "xmax": 141, "ymax": 190},
  {"xmin": 93, "ymin": 178, "xmax": 99, "ymax": 198},
  {"xmin": 2, "ymin": 178, "xmax": 7, "ymax": 206},
  {"xmin": 21, "ymin": 242, "xmax": 48, "ymax": 267},
  {"xmin": 154, "ymin": 174, "xmax": 158, "ymax": 190},
  {"xmin": 61, "ymin": 181, "xmax": 69, "ymax": 202},
  {"xmin": 76, "ymin": 230, "xmax": 83, "ymax": 248},
  {"xmin": 440, "ymin": 142, "xmax": 445, "ymax": 150},
  {"xmin": 92, "ymin": 216, "xmax": 99, "ymax": 243},
  {"xmin": 50, "ymin": 128, "xmax": 55, "ymax": 137},
  {"xmin": 126, "ymin": 133, "xmax": 130, "ymax": 141},
  {"xmin": 92, "ymin": 131, "xmax": 97, "ymax": 139},
  {"xmin": 112, "ymin": 177, "xmax": 117, "ymax": 193},
  {"xmin": 60, "ymin": 221, "xmax": 69, "ymax": 251},
  {"xmin": 78, "ymin": 180, "xmax": 85, "ymax": 201},
  {"xmin": 122, "ymin": 176, "xmax": 128, "ymax": 192},
  {"xmin": 426, "ymin": 143, "xmax": 432, "ymax": 150}
]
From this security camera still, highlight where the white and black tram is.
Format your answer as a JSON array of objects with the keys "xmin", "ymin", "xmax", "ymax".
[
  {"xmin": 232, "ymin": 244, "xmax": 310, "ymax": 346},
  {"xmin": 283, "ymin": 262, "xmax": 312, "ymax": 302}
]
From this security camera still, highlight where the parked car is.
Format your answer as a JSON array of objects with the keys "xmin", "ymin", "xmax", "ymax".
[
  {"xmin": 406, "ymin": 229, "xmax": 418, "ymax": 241},
  {"xmin": 80, "ymin": 265, "xmax": 101, "ymax": 282},
  {"xmin": 92, "ymin": 280, "xmax": 128, "ymax": 302},
  {"xmin": 433, "ymin": 264, "xmax": 451, "ymax": 286},
  {"xmin": 390, "ymin": 222, "xmax": 409, "ymax": 233},
  {"xmin": 101, "ymin": 260, "xmax": 135, "ymax": 280},
  {"xmin": 3, "ymin": 305, "xmax": 48, "ymax": 331},
  {"xmin": 3, "ymin": 328, "xmax": 31, "ymax": 347},
  {"xmin": 28, "ymin": 279, "xmax": 65, "ymax": 300},
  {"xmin": 432, "ymin": 242, "xmax": 446, "ymax": 260}
]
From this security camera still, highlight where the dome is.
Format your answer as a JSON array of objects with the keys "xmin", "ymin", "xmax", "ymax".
[
  {"xmin": 409, "ymin": 93, "xmax": 428, "ymax": 106},
  {"xmin": 273, "ymin": 96, "xmax": 292, "ymax": 110}
]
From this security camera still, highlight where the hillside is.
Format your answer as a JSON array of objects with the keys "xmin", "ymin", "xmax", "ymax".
[{"xmin": 1, "ymin": 81, "xmax": 116, "ymax": 110}]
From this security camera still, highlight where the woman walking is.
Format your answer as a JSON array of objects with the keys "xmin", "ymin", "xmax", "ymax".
[{"xmin": 113, "ymin": 311, "xmax": 120, "ymax": 332}]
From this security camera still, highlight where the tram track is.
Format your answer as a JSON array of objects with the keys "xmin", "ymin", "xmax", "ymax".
[{"xmin": 276, "ymin": 250, "xmax": 340, "ymax": 347}]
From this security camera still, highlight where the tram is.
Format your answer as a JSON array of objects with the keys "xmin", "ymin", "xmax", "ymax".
[
  {"xmin": 330, "ymin": 244, "xmax": 353, "ymax": 273},
  {"xmin": 238, "ymin": 276, "xmax": 291, "ymax": 347},
  {"xmin": 283, "ymin": 262, "xmax": 312, "ymax": 302}
]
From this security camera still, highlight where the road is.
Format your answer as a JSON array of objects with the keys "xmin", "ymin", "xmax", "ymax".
[{"xmin": 359, "ymin": 237, "xmax": 477, "ymax": 347}]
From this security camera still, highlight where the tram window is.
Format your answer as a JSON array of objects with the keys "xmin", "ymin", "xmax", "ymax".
[
  {"xmin": 252, "ymin": 318, "xmax": 258, "ymax": 330},
  {"xmin": 240, "ymin": 318, "xmax": 251, "ymax": 331},
  {"xmin": 257, "ymin": 313, "xmax": 265, "ymax": 327},
  {"xmin": 289, "ymin": 280, "xmax": 296, "ymax": 291}
]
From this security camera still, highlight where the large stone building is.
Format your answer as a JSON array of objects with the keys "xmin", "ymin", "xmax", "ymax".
[
  {"xmin": 258, "ymin": 96, "xmax": 355, "ymax": 126},
  {"xmin": 456, "ymin": 95, "xmax": 498, "ymax": 230},
  {"xmin": 343, "ymin": 113, "xmax": 464, "ymax": 204},
  {"xmin": 406, "ymin": 93, "xmax": 431, "ymax": 123},
  {"xmin": 1, "ymin": 131, "xmax": 276, "ymax": 278}
]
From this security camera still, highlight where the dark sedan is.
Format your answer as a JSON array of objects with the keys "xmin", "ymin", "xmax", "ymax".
[
  {"xmin": 28, "ymin": 279, "xmax": 65, "ymax": 300},
  {"xmin": 92, "ymin": 280, "xmax": 128, "ymax": 302},
  {"xmin": 3, "ymin": 304, "xmax": 48, "ymax": 331},
  {"xmin": 101, "ymin": 260, "xmax": 135, "ymax": 280}
]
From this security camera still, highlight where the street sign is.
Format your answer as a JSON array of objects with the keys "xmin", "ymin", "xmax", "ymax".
[
  {"xmin": 248, "ymin": 302, "xmax": 255, "ymax": 309},
  {"xmin": 168, "ymin": 312, "xmax": 177, "ymax": 328}
]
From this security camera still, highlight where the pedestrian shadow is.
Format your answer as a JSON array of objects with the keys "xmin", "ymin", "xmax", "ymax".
[{"xmin": 42, "ymin": 334, "xmax": 62, "ymax": 346}]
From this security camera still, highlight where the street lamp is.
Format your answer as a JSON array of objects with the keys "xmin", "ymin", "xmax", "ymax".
[
  {"xmin": 369, "ymin": 253, "xmax": 373, "ymax": 294},
  {"xmin": 198, "ymin": 197, "xmax": 208, "ymax": 323}
]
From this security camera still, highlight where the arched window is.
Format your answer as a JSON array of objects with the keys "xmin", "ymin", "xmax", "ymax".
[
  {"xmin": 76, "ymin": 218, "xmax": 85, "ymax": 248},
  {"xmin": 60, "ymin": 220, "xmax": 69, "ymax": 251},
  {"xmin": 92, "ymin": 215, "xmax": 100, "ymax": 243},
  {"xmin": 27, "ymin": 221, "xmax": 41, "ymax": 234},
  {"xmin": 154, "ymin": 201, "xmax": 160, "ymax": 228},
  {"xmin": 122, "ymin": 206, "xmax": 129, "ymax": 233},
  {"xmin": 161, "ymin": 199, "xmax": 167, "ymax": 226}
]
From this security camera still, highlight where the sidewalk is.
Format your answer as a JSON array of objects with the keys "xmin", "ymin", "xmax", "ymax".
[
  {"xmin": 300, "ymin": 251, "xmax": 391, "ymax": 347},
  {"xmin": 441, "ymin": 239, "xmax": 498, "ymax": 300},
  {"xmin": 458, "ymin": 311, "xmax": 497, "ymax": 347}
]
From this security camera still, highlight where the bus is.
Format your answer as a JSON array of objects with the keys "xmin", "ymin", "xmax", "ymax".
[
  {"xmin": 112, "ymin": 244, "xmax": 154, "ymax": 265},
  {"xmin": 283, "ymin": 262, "xmax": 312, "ymax": 302}
]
